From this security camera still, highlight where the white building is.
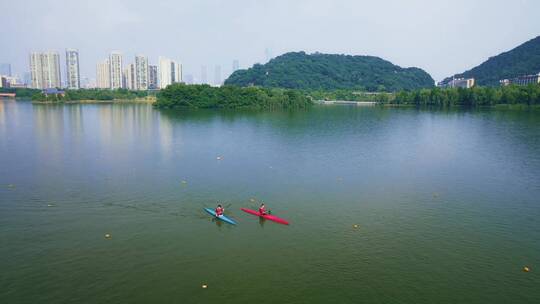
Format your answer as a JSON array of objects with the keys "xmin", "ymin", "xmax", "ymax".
[
  {"xmin": 500, "ymin": 73, "xmax": 540, "ymax": 86},
  {"xmin": 29, "ymin": 52, "xmax": 61, "ymax": 89},
  {"xmin": 123, "ymin": 64, "xmax": 136, "ymax": 90},
  {"xmin": 158, "ymin": 56, "xmax": 182, "ymax": 89},
  {"xmin": 109, "ymin": 51, "xmax": 123, "ymax": 89},
  {"xmin": 135, "ymin": 55, "xmax": 149, "ymax": 90},
  {"xmin": 96, "ymin": 59, "xmax": 111, "ymax": 89},
  {"xmin": 65, "ymin": 49, "xmax": 80, "ymax": 89},
  {"xmin": 437, "ymin": 77, "xmax": 475, "ymax": 89}
]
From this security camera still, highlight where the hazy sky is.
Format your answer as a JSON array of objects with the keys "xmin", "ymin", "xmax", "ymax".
[{"xmin": 1, "ymin": 0, "xmax": 540, "ymax": 83}]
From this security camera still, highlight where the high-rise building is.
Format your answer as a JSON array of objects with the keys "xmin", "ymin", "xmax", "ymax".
[
  {"xmin": 29, "ymin": 52, "xmax": 61, "ymax": 89},
  {"xmin": 232, "ymin": 60, "xmax": 239, "ymax": 73},
  {"xmin": 96, "ymin": 59, "xmax": 111, "ymax": 89},
  {"xmin": 123, "ymin": 64, "xmax": 136, "ymax": 90},
  {"xmin": 109, "ymin": 51, "xmax": 123, "ymax": 89},
  {"xmin": 135, "ymin": 55, "xmax": 148, "ymax": 90},
  {"xmin": 65, "ymin": 49, "xmax": 80, "ymax": 89},
  {"xmin": 214, "ymin": 65, "xmax": 222, "ymax": 86},
  {"xmin": 0, "ymin": 63, "xmax": 11, "ymax": 76},
  {"xmin": 158, "ymin": 57, "xmax": 182, "ymax": 89},
  {"xmin": 172, "ymin": 61, "xmax": 182, "ymax": 84},
  {"xmin": 148, "ymin": 65, "xmax": 158, "ymax": 89},
  {"xmin": 200, "ymin": 65, "xmax": 207, "ymax": 84}
]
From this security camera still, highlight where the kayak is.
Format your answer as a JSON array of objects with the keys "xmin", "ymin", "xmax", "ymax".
[
  {"xmin": 241, "ymin": 208, "xmax": 289, "ymax": 225},
  {"xmin": 204, "ymin": 208, "xmax": 237, "ymax": 225}
]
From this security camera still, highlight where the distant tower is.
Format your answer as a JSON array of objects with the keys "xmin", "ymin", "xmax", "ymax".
[
  {"xmin": 232, "ymin": 60, "xmax": 239, "ymax": 73},
  {"xmin": 29, "ymin": 51, "xmax": 61, "ymax": 89},
  {"xmin": 158, "ymin": 57, "xmax": 182, "ymax": 88},
  {"xmin": 171, "ymin": 61, "xmax": 182, "ymax": 84},
  {"xmin": 109, "ymin": 51, "xmax": 123, "ymax": 89},
  {"xmin": 200, "ymin": 65, "xmax": 207, "ymax": 84},
  {"xmin": 148, "ymin": 65, "xmax": 158, "ymax": 89},
  {"xmin": 134, "ymin": 55, "xmax": 148, "ymax": 90},
  {"xmin": 123, "ymin": 63, "xmax": 136, "ymax": 90},
  {"xmin": 65, "ymin": 49, "xmax": 80, "ymax": 89},
  {"xmin": 96, "ymin": 59, "xmax": 111, "ymax": 89},
  {"xmin": 214, "ymin": 65, "xmax": 222, "ymax": 86}
]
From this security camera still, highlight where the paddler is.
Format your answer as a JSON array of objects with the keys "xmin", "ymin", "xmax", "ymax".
[
  {"xmin": 215, "ymin": 204, "xmax": 224, "ymax": 217},
  {"xmin": 259, "ymin": 203, "xmax": 267, "ymax": 215}
]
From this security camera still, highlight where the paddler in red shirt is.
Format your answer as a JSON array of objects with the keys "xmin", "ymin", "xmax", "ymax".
[
  {"xmin": 215, "ymin": 204, "xmax": 224, "ymax": 217},
  {"xmin": 259, "ymin": 203, "xmax": 267, "ymax": 215}
]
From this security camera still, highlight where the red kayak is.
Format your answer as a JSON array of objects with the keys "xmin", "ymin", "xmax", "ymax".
[{"xmin": 241, "ymin": 208, "xmax": 290, "ymax": 225}]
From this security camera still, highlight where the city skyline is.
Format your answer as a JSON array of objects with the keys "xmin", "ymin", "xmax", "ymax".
[
  {"xmin": 2, "ymin": 48, "xmax": 232, "ymax": 89},
  {"xmin": 2, "ymin": 0, "xmax": 540, "ymax": 83}
]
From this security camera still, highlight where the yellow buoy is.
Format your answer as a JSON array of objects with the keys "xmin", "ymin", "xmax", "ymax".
[
  {"xmin": 353, "ymin": 224, "xmax": 359, "ymax": 228},
  {"xmin": 523, "ymin": 266, "xmax": 530, "ymax": 272},
  {"xmin": 105, "ymin": 233, "xmax": 112, "ymax": 239},
  {"xmin": 216, "ymin": 156, "xmax": 222, "ymax": 160},
  {"xmin": 202, "ymin": 284, "xmax": 208, "ymax": 289},
  {"xmin": 250, "ymin": 198, "xmax": 255, "ymax": 202},
  {"xmin": 181, "ymin": 180, "xmax": 187, "ymax": 184}
]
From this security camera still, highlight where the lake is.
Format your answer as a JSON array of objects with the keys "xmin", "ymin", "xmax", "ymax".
[{"xmin": 1, "ymin": 100, "xmax": 539, "ymax": 304}]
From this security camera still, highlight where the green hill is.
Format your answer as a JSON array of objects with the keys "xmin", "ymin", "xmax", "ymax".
[
  {"xmin": 442, "ymin": 36, "xmax": 540, "ymax": 86},
  {"xmin": 225, "ymin": 52, "xmax": 434, "ymax": 92}
]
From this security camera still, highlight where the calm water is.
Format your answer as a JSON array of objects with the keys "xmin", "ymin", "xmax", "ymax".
[{"xmin": 1, "ymin": 100, "xmax": 539, "ymax": 304}]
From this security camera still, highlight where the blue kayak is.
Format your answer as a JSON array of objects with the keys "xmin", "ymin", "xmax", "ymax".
[{"xmin": 204, "ymin": 208, "xmax": 237, "ymax": 225}]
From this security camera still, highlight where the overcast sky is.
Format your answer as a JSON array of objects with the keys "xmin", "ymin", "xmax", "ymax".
[{"xmin": 1, "ymin": 0, "xmax": 540, "ymax": 83}]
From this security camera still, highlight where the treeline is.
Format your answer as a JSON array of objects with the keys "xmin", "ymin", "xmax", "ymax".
[
  {"xmin": 306, "ymin": 89, "xmax": 392, "ymax": 102},
  {"xmin": 155, "ymin": 83, "xmax": 313, "ymax": 109},
  {"xmin": 31, "ymin": 89, "xmax": 149, "ymax": 102},
  {"xmin": 393, "ymin": 84, "xmax": 540, "ymax": 106},
  {"xmin": 0, "ymin": 87, "xmax": 41, "ymax": 98}
]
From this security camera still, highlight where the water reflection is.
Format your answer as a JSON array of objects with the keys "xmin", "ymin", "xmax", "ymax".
[
  {"xmin": 96, "ymin": 104, "xmax": 157, "ymax": 152},
  {"xmin": 33, "ymin": 104, "xmax": 65, "ymax": 150}
]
